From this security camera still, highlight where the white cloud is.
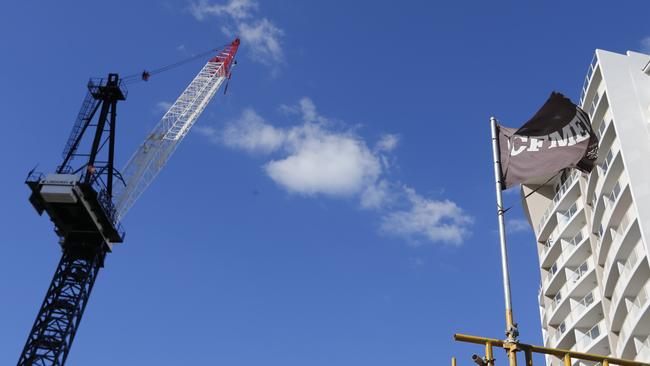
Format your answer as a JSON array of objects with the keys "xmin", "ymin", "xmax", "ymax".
[
  {"xmin": 198, "ymin": 97, "xmax": 473, "ymax": 245},
  {"xmin": 506, "ymin": 218, "xmax": 531, "ymax": 234},
  {"xmin": 279, "ymin": 97, "xmax": 327, "ymax": 123},
  {"xmin": 219, "ymin": 98, "xmax": 380, "ymax": 196},
  {"xmin": 155, "ymin": 101, "xmax": 173, "ymax": 113},
  {"xmin": 380, "ymin": 187, "xmax": 473, "ymax": 245},
  {"xmin": 360, "ymin": 180, "xmax": 392, "ymax": 210},
  {"xmin": 189, "ymin": 0, "xmax": 284, "ymax": 69},
  {"xmin": 222, "ymin": 108, "xmax": 285, "ymax": 153},
  {"xmin": 376, "ymin": 134, "xmax": 399, "ymax": 152},
  {"xmin": 266, "ymin": 124, "xmax": 381, "ymax": 196},
  {"xmin": 189, "ymin": 0, "xmax": 256, "ymax": 20},
  {"xmin": 233, "ymin": 18, "xmax": 284, "ymax": 65},
  {"xmin": 194, "ymin": 125, "xmax": 219, "ymax": 144}
]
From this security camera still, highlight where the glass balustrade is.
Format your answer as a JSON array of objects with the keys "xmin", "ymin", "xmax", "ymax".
[
  {"xmin": 537, "ymin": 171, "xmax": 579, "ymax": 233},
  {"xmin": 576, "ymin": 322, "xmax": 602, "ymax": 349}
]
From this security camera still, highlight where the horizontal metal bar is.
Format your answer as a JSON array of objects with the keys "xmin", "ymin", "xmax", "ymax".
[{"xmin": 453, "ymin": 334, "xmax": 649, "ymax": 366}]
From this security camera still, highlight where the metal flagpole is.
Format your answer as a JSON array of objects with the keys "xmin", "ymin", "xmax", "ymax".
[{"xmin": 490, "ymin": 117, "xmax": 519, "ymax": 366}]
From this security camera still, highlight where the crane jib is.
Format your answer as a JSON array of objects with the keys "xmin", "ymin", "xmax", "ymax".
[{"xmin": 113, "ymin": 38, "xmax": 240, "ymax": 220}]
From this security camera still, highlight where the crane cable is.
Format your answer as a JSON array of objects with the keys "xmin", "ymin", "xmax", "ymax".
[{"xmin": 121, "ymin": 43, "xmax": 230, "ymax": 85}]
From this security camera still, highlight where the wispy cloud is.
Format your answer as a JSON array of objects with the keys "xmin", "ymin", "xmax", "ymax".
[
  {"xmin": 380, "ymin": 187, "xmax": 473, "ymax": 246},
  {"xmin": 376, "ymin": 134, "xmax": 399, "ymax": 152},
  {"xmin": 641, "ymin": 36, "xmax": 650, "ymax": 53},
  {"xmin": 506, "ymin": 217, "xmax": 531, "ymax": 235},
  {"xmin": 155, "ymin": 101, "xmax": 173, "ymax": 114},
  {"xmin": 223, "ymin": 109, "xmax": 285, "ymax": 153},
  {"xmin": 197, "ymin": 97, "xmax": 473, "ymax": 245},
  {"xmin": 189, "ymin": 0, "xmax": 257, "ymax": 20},
  {"xmin": 188, "ymin": 0, "xmax": 284, "ymax": 72}
]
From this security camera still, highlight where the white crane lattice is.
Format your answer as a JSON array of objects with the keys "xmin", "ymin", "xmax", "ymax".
[{"xmin": 114, "ymin": 39, "xmax": 240, "ymax": 220}]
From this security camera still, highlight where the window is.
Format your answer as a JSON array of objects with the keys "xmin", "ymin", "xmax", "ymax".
[
  {"xmin": 572, "ymin": 261, "xmax": 590, "ymax": 283},
  {"xmin": 587, "ymin": 323, "xmax": 600, "ymax": 339},
  {"xmin": 568, "ymin": 231, "xmax": 583, "ymax": 246},
  {"xmin": 580, "ymin": 292, "xmax": 594, "ymax": 308}
]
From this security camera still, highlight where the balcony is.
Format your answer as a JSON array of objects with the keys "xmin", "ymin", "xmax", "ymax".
[
  {"xmin": 617, "ymin": 280, "xmax": 650, "ymax": 358},
  {"xmin": 603, "ymin": 209, "xmax": 640, "ymax": 297},
  {"xmin": 579, "ymin": 54, "xmax": 599, "ymax": 108},
  {"xmin": 538, "ymin": 171, "xmax": 580, "ymax": 235},
  {"xmin": 550, "ymin": 290, "xmax": 603, "ymax": 349},
  {"xmin": 592, "ymin": 147, "xmax": 622, "ymax": 226},
  {"xmin": 635, "ymin": 336, "xmax": 650, "ymax": 361},
  {"xmin": 599, "ymin": 202, "xmax": 636, "ymax": 267},
  {"xmin": 548, "ymin": 258, "xmax": 597, "ymax": 325},
  {"xmin": 541, "ymin": 202, "xmax": 586, "ymax": 269},
  {"xmin": 574, "ymin": 320, "xmax": 609, "ymax": 354},
  {"xmin": 601, "ymin": 181, "xmax": 630, "ymax": 239},
  {"xmin": 543, "ymin": 230, "xmax": 590, "ymax": 295},
  {"xmin": 609, "ymin": 242, "xmax": 649, "ymax": 329},
  {"xmin": 588, "ymin": 89, "xmax": 609, "ymax": 131}
]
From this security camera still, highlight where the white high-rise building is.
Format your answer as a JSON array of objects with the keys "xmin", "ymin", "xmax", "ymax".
[{"xmin": 521, "ymin": 49, "xmax": 650, "ymax": 364}]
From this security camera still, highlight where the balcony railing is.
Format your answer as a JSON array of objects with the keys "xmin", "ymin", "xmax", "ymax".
[
  {"xmin": 610, "ymin": 243, "xmax": 645, "ymax": 313},
  {"xmin": 559, "ymin": 202, "xmax": 579, "ymax": 229},
  {"xmin": 579, "ymin": 54, "xmax": 598, "ymax": 107},
  {"xmin": 596, "ymin": 118, "xmax": 608, "ymax": 140},
  {"xmin": 551, "ymin": 289, "xmax": 565, "ymax": 313},
  {"xmin": 576, "ymin": 321, "xmax": 603, "ymax": 350},
  {"xmin": 604, "ymin": 207, "xmax": 636, "ymax": 282},
  {"xmin": 570, "ymin": 259, "xmax": 591, "ymax": 284},
  {"xmin": 618, "ymin": 281, "xmax": 650, "ymax": 355},
  {"xmin": 538, "ymin": 171, "xmax": 580, "ymax": 233},
  {"xmin": 599, "ymin": 148, "xmax": 616, "ymax": 177},
  {"xmin": 549, "ymin": 258, "xmax": 594, "ymax": 316},
  {"xmin": 544, "ymin": 230, "xmax": 587, "ymax": 285},
  {"xmin": 588, "ymin": 90, "xmax": 601, "ymax": 117},
  {"xmin": 637, "ymin": 336, "xmax": 650, "ymax": 361},
  {"xmin": 575, "ymin": 291, "xmax": 596, "ymax": 313},
  {"xmin": 604, "ymin": 181, "xmax": 622, "ymax": 210}
]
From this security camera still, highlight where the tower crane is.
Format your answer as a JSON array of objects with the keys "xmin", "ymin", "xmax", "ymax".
[{"xmin": 18, "ymin": 38, "xmax": 240, "ymax": 366}]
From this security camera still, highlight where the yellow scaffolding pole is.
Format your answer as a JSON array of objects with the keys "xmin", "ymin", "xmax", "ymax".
[{"xmin": 454, "ymin": 333, "xmax": 650, "ymax": 366}]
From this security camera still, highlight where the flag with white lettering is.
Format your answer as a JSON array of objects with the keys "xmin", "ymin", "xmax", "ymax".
[{"xmin": 498, "ymin": 92, "xmax": 598, "ymax": 189}]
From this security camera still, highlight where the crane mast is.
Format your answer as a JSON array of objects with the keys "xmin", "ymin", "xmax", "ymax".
[
  {"xmin": 19, "ymin": 39, "xmax": 240, "ymax": 365},
  {"xmin": 20, "ymin": 74, "xmax": 126, "ymax": 366},
  {"xmin": 114, "ymin": 38, "xmax": 240, "ymax": 219}
]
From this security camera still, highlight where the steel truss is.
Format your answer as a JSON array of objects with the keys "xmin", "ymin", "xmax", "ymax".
[
  {"xmin": 17, "ymin": 246, "xmax": 106, "ymax": 366},
  {"xmin": 114, "ymin": 39, "xmax": 239, "ymax": 219},
  {"xmin": 19, "ymin": 74, "xmax": 126, "ymax": 366}
]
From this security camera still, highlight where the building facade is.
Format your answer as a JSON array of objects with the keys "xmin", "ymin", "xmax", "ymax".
[{"xmin": 521, "ymin": 49, "xmax": 650, "ymax": 364}]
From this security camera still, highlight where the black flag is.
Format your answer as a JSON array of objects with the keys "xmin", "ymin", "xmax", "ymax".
[{"xmin": 498, "ymin": 92, "xmax": 598, "ymax": 189}]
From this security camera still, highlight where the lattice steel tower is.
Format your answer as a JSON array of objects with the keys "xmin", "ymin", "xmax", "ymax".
[
  {"xmin": 19, "ymin": 74, "xmax": 127, "ymax": 365},
  {"xmin": 18, "ymin": 38, "xmax": 240, "ymax": 366}
]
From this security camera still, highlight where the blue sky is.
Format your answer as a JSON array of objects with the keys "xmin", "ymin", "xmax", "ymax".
[{"xmin": 1, "ymin": 1, "xmax": 649, "ymax": 365}]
